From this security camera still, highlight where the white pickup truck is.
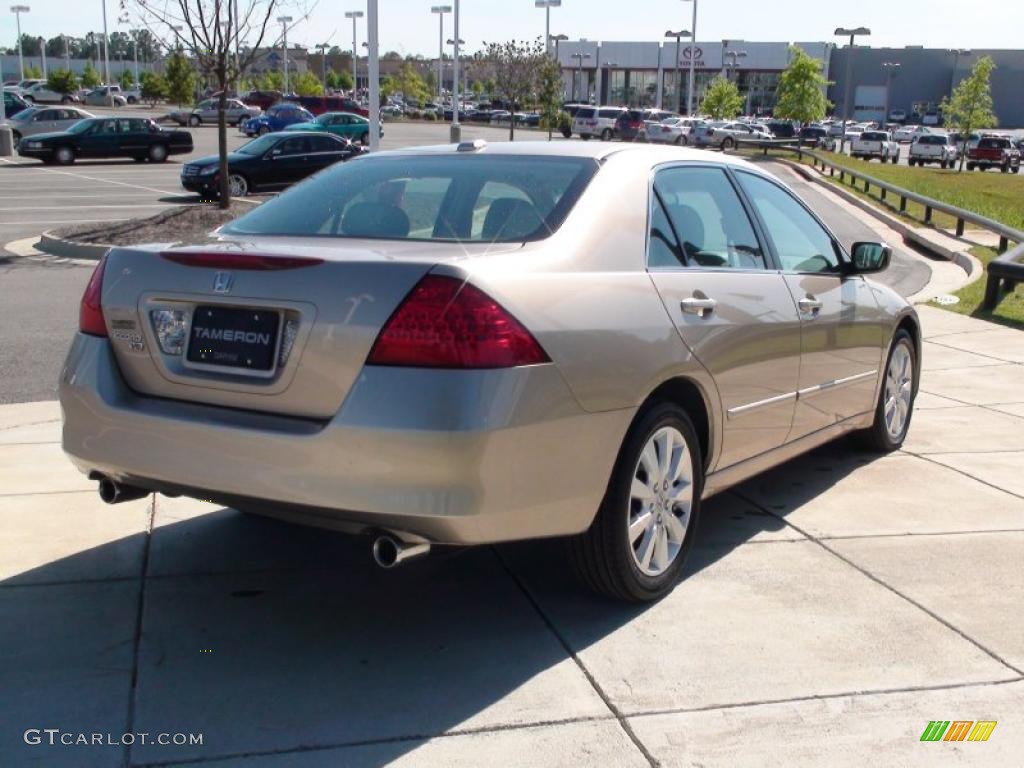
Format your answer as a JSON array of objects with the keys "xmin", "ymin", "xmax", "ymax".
[
  {"xmin": 850, "ymin": 130, "xmax": 901, "ymax": 163},
  {"xmin": 908, "ymin": 134, "xmax": 957, "ymax": 168}
]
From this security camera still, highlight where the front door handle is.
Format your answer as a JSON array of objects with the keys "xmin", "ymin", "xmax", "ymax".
[
  {"xmin": 798, "ymin": 296, "xmax": 823, "ymax": 316},
  {"xmin": 681, "ymin": 297, "xmax": 717, "ymax": 317}
]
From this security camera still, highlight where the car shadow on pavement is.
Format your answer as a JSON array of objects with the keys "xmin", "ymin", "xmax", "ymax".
[{"xmin": 2, "ymin": 438, "xmax": 884, "ymax": 767}]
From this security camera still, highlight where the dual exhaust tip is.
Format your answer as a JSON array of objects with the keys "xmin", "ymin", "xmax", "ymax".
[{"xmin": 94, "ymin": 475, "xmax": 430, "ymax": 569}]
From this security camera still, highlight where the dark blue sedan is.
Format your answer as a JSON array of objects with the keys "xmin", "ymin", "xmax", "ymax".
[{"xmin": 240, "ymin": 103, "xmax": 315, "ymax": 137}]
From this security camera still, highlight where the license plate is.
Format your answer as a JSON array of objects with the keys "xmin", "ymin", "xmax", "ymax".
[{"xmin": 187, "ymin": 306, "xmax": 279, "ymax": 371}]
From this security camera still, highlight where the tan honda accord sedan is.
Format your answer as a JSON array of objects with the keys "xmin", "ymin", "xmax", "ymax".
[{"xmin": 60, "ymin": 140, "xmax": 919, "ymax": 601}]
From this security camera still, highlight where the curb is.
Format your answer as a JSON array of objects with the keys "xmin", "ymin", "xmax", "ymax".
[
  {"xmin": 768, "ymin": 156, "xmax": 975, "ymax": 273},
  {"xmin": 37, "ymin": 231, "xmax": 112, "ymax": 261}
]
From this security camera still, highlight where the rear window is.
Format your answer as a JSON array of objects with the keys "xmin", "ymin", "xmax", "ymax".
[
  {"xmin": 598, "ymin": 108, "xmax": 623, "ymax": 119},
  {"xmin": 978, "ymin": 138, "xmax": 1009, "ymax": 149},
  {"xmin": 861, "ymin": 132, "xmax": 887, "ymax": 141},
  {"xmin": 222, "ymin": 154, "xmax": 599, "ymax": 243},
  {"xmin": 575, "ymin": 107, "xmax": 595, "ymax": 119}
]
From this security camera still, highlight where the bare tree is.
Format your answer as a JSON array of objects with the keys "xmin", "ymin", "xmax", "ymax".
[{"xmin": 122, "ymin": 0, "xmax": 311, "ymax": 208}]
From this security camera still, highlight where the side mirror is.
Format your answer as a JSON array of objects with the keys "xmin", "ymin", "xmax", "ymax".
[{"xmin": 849, "ymin": 242, "xmax": 891, "ymax": 274}]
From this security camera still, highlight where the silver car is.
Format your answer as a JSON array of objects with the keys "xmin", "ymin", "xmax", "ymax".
[
  {"xmin": 60, "ymin": 142, "xmax": 920, "ymax": 601},
  {"xmin": 170, "ymin": 98, "xmax": 262, "ymax": 127},
  {"xmin": 3, "ymin": 106, "xmax": 94, "ymax": 143}
]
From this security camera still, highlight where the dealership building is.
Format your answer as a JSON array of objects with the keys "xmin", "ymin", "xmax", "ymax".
[{"xmin": 554, "ymin": 40, "xmax": 1024, "ymax": 127}]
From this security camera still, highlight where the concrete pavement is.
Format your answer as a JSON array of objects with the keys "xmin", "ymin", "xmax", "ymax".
[{"xmin": 1, "ymin": 304, "xmax": 1022, "ymax": 767}]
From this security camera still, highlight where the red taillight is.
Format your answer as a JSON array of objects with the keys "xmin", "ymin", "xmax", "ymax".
[
  {"xmin": 367, "ymin": 275, "xmax": 549, "ymax": 369},
  {"xmin": 160, "ymin": 252, "xmax": 324, "ymax": 270},
  {"xmin": 79, "ymin": 254, "xmax": 108, "ymax": 337}
]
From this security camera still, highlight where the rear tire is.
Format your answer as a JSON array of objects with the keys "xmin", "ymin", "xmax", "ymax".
[
  {"xmin": 360, "ymin": 131, "xmax": 369, "ymax": 145},
  {"xmin": 258, "ymin": 125, "xmax": 271, "ymax": 136},
  {"xmin": 189, "ymin": 115, "xmax": 201, "ymax": 127},
  {"xmin": 600, "ymin": 128, "xmax": 613, "ymax": 141},
  {"xmin": 148, "ymin": 143, "xmax": 168, "ymax": 163},
  {"xmin": 569, "ymin": 402, "xmax": 703, "ymax": 602},
  {"xmin": 859, "ymin": 329, "xmax": 917, "ymax": 453},
  {"xmin": 722, "ymin": 137, "xmax": 735, "ymax": 150}
]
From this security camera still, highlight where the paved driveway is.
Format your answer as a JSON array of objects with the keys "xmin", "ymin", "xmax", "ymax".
[{"xmin": 2, "ymin": 305, "xmax": 1022, "ymax": 767}]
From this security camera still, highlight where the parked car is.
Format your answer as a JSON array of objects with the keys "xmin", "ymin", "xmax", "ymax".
[
  {"xmin": 966, "ymin": 136, "xmax": 1021, "ymax": 173},
  {"xmin": 240, "ymin": 90, "xmax": 284, "ymax": 111},
  {"xmin": 2, "ymin": 106, "xmax": 94, "ymax": 143},
  {"xmin": 62, "ymin": 141, "xmax": 918, "ymax": 602},
  {"xmin": 121, "ymin": 87, "xmax": 142, "ymax": 104},
  {"xmin": 283, "ymin": 111, "xmax": 382, "ymax": 144},
  {"xmin": 6, "ymin": 78, "xmax": 43, "ymax": 96},
  {"xmin": 615, "ymin": 109, "xmax": 675, "ymax": 142},
  {"xmin": 170, "ymin": 98, "xmax": 262, "ymax": 127},
  {"xmin": 572, "ymin": 105, "xmax": 626, "ymax": 141},
  {"xmin": 797, "ymin": 125, "xmax": 834, "ymax": 149},
  {"xmin": 22, "ymin": 82, "xmax": 80, "ymax": 104},
  {"xmin": 2, "ymin": 89, "xmax": 33, "ymax": 118},
  {"xmin": 921, "ymin": 111, "xmax": 942, "ymax": 126},
  {"xmin": 850, "ymin": 130, "xmax": 901, "ymax": 163},
  {"xmin": 908, "ymin": 134, "xmax": 957, "ymax": 168},
  {"xmin": 240, "ymin": 103, "xmax": 316, "ymax": 136},
  {"xmin": 17, "ymin": 116, "xmax": 192, "ymax": 164},
  {"xmin": 693, "ymin": 121, "xmax": 771, "ymax": 149},
  {"xmin": 888, "ymin": 109, "xmax": 907, "ymax": 123},
  {"xmin": 644, "ymin": 116, "xmax": 694, "ymax": 145},
  {"xmin": 180, "ymin": 131, "xmax": 364, "ymax": 197},
  {"xmin": 295, "ymin": 95, "xmax": 369, "ymax": 118},
  {"xmin": 894, "ymin": 125, "xmax": 931, "ymax": 143},
  {"xmin": 83, "ymin": 86, "xmax": 128, "ymax": 107}
]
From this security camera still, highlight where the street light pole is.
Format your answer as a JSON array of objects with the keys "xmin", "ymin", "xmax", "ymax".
[
  {"xmin": 316, "ymin": 43, "xmax": 328, "ymax": 88},
  {"xmin": 132, "ymin": 38, "xmax": 139, "ymax": 85},
  {"xmin": 344, "ymin": 10, "xmax": 363, "ymax": 94},
  {"xmin": 681, "ymin": 0, "xmax": 697, "ymax": 115},
  {"xmin": 10, "ymin": 5, "xmax": 29, "ymax": 80},
  {"xmin": 277, "ymin": 15, "xmax": 293, "ymax": 94},
  {"xmin": 39, "ymin": 36, "xmax": 46, "ymax": 78},
  {"xmin": 834, "ymin": 26, "xmax": 871, "ymax": 150},
  {"xmin": 664, "ymin": 29, "xmax": 691, "ymax": 114},
  {"xmin": 64, "ymin": 34, "xmax": 70, "ymax": 69},
  {"xmin": 882, "ymin": 61, "xmax": 900, "ymax": 126},
  {"xmin": 535, "ymin": 0, "xmax": 561, "ymax": 55},
  {"xmin": 100, "ymin": 0, "xmax": 110, "ymax": 85},
  {"xmin": 430, "ymin": 5, "xmax": 451, "ymax": 104},
  {"xmin": 570, "ymin": 50, "xmax": 590, "ymax": 102},
  {"xmin": 447, "ymin": 35, "xmax": 466, "ymax": 141},
  {"xmin": 367, "ymin": 0, "xmax": 379, "ymax": 151}
]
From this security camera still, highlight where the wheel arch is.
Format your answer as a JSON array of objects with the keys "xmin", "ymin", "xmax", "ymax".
[{"xmin": 636, "ymin": 376, "xmax": 713, "ymax": 472}]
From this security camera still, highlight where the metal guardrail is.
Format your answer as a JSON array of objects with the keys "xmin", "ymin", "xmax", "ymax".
[{"xmin": 733, "ymin": 139, "xmax": 1024, "ymax": 310}]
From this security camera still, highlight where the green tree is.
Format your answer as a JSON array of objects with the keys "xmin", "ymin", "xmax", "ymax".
[
  {"xmin": 256, "ymin": 69, "xmax": 285, "ymax": 92},
  {"xmin": 336, "ymin": 69, "xmax": 354, "ymax": 92},
  {"xmin": 293, "ymin": 70, "xmax": 323, "ymax": 97},
  {"xmin": 396, "ymin": 62, "xmax": 429, "ymax": 104},
  {"xmin": 471, "ymin": 80, "xmax": 484, "ymax": 98},
  {"xmin": 139, "ymin": 71, "xmax": 167, "ymax": 105},
  {"xmin": 484, "ymin": 38, "xmax": 546, "ymax": 140},
  {"xmin": 773, "ymin": 46, "xmax": 831, "ymax": 125},
  {"xmin": 700, "ymin": 76, "xmax": 744, "ymax": 120},
  {"xmin": 942, "ymin": 56, "xmax": 998, "ymax": 171},
  {"xmin": 46, "ymin": 68, "xmax": 79, "ymax": 96},
  {"xmin": 324, "ymin": 70, "xmax": 340, "ymax": 90},
  {"xmin": 23, "ymin": 64, "xmax": 42, "ymax": 79},
  {"xmin": 535, "ymin": 54, "xmax": 563, "ymax": 140},
  {"xmin": 380, "ymin": 74, "xmax": 399, "ymax": 100},
  {"xmin": 119, "ymin": 69, "xmax": 135, "ymax": 89},
  {"xmin": 164, "ymin": 51, "xmax": 196, "ymax": 107},
  {"xmin": 80, "ymin": 60, "xmax": 101, "ymax": 88}
]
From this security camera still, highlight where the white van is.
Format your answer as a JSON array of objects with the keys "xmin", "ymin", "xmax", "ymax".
[{"xmin": 571, "ymin": 105, "xmax": 626, "ymax": 141}]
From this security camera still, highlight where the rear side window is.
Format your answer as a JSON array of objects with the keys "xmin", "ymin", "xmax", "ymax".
[
  {"xmin": 598, "ymin": 108, "xmax": 623, "ymax": 119},
  {"xmin": 223, "ymin": 154, "xmax": 598, "ymax": 243},
  {"xmin": 651, "ymin": 167, "xmax": 765, "ymax": 270},
  {"xmin": 576, "ymin": 108, "xmax": 595, "ymax": 119}
]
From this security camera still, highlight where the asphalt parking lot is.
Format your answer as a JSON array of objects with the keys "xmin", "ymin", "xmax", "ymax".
[{"xmin": 1, "ymin": 112, "xmax": 1022, "ymax": 766}]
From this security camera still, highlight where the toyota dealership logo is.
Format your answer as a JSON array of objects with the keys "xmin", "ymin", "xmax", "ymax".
[{"xmin": 682, "ymin": 46, "xmax": 703, "ymax": 60}]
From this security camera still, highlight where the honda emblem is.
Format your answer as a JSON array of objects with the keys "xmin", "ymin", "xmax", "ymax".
[{"xmin": 212, "ymin": 271, "xmax": 233, "ymax": 294}]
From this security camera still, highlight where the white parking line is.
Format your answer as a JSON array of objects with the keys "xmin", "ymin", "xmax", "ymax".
[
  {"xmin": 0, "ymin": 193, "xmax": 152, "ymax": 199},
  {"xmin": 0, "ymin": 204, "xmax": 172, "ymax": 211},
  {"xmin": 16, "ymin": 167, "xmax": 178, "ymax": 196}
]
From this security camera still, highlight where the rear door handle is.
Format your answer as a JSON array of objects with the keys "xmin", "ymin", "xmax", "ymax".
[
  {"xmin": 681, "ymin": 297, "xmax": 717, "ymax": 317},
  {"xmin": 798, "ymin": 297, "xmax": 823, "ymax": 315}
]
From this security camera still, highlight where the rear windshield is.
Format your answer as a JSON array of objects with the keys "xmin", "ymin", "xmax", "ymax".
[
  {"xmin": 978, "ymin": 138, "xmax": 1009, "ymax": 149},
  {"xmin": 861, "ymin": 132, "xmax": 887, "ymax": 141},
  {"xmin": 222, "ymin": 154, "xmax": 599, "ymax": 243},
  {"xmin": 575, "ymin": 107, "xmax": 595, "ymax": 119}
]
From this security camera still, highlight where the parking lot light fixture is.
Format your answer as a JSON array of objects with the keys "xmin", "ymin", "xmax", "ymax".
[
  {"xmin": 277, "ymin": 16, "xmax": 294, "ymax": 94},
  {"xmin": 664, "ymin": 29, "xmax": 692, "ymax": 114},
  {"xmin": 430, "ymin": 6, "xmax": 452, "ymax": 102},
  {"xmin": 834, "ymin": 26, "xmax": 871, "ymax": 149},
  {"xmin": 344, "ymin": 10, "xmax": 364, "ymax": 95},
  {"xmin": 535, "ymin": 0, "xmax": 562, "ymax": 56},
  {"xmin": 10, "ymin": 5, "xmax": 29, "ymax": 81},
  {"xmin": 570, "ymin": 50, "xmax": 590, "ymax": 102}
]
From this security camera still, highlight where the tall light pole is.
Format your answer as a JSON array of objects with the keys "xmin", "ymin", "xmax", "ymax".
[
  {"xmin": 430, "ymin": 5, "xmax": 451, "ymax": 103},
  {"xmin": 63, "ymin": 34, "xmax": 70, "ymax": 69},
  {"xmin": 316, "ymin": 43, "xmax": 328, "ymax": 88},
  {"xmin": 948, "ymin": 48, "xmax": 971, "ymax": 100},
  {"xmin": 680, "ymin": 0, "xmax": 697, "ymax": 115},
  {"xmin": 603, "ymin": 60, "xmax": 618, "ymax": 105},
  {"xmin": 664, "ymin": 29, "xmax": 691, "ymax": 114},
  {"xmin": 535, "ymin": 0, "xmax": 561, "ymax": 55},
  {"xmin": 451, "ymin": 0, "xmax": 460, "ymax": 141},
  {"xmin": 131, "ymin": 38, "xmax": 139, "ymax": 85},
  {"xmin": 570, "ymin": 50, "xmax": 590, "ymax": 102},
  {"xmin": 100, "ymin": 0, "xmax": 110, "ymax": 85},
  {"xmin": 38, "ymin": 36, "xmax": 46, "ymax": 78},
  {"xmin": 344, "ymin": 10, "xmax": 363, "ymax": 94},
  {"xmin": 882, "ymin": 61, "xmax": 900, "ymax": 125},
  {"xmin": 835, "ymin": 26, "xmax": 871, "ymax": 149},
  {"xmin": 10, "ymin": 5, "xmax": 29, "ymax": 79},
  {"xmin": 367, "ymin": 0, "xmax": 379, "ymax": 151},
  {"xmin": 277, "ymin": 15, "xmax": 293, "ymax": 93}
]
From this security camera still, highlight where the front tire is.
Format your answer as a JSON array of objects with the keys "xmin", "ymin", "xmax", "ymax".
[
  {"xmin": 861, "ymin": 329, "xmax": 917, "ymax": 452},
  {"xmin": 148, "ymin": 143, "xmax": 168, "ymax": 163},
  {"xmin": 227, "ymin": 173, "xmax": 249, "ymax": 197},
  {"xmin": 600, "ymin": 128, "xmax": 613, "ymax": 141},
  {"xmin": 54, "ymin": 146, "xmax": 75, "ymax": 165},
  {"xmin": 189, "ymin": 115, "xmax": 201, "ymax": 127},
  {"xmin": 722, "ymin": 136, "xmax": 735, "ymax": 150},
  {"xmin": 258, "ymin": 125, "xmax": 270, "ymax": 136},
  {"xmin": 359, "ymin": 131, "xmax": 369, "ymax": 145},
  {"xmin": 569, "ymin": 402, "xmax": 703, "ymax": 602}
]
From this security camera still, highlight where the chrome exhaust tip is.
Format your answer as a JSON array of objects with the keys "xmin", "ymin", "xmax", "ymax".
[
  {"xmin": 371, "ymin": 534, "xmax": 430, "ymax": 569},
  {"xmin": 97, "ymin": 476, "xmax": 149, "ymax": 505}
]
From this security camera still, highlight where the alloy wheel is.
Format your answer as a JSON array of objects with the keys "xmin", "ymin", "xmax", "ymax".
[
  {"xmin": 884, "ymin": 342, "xmax": 913, "ymax": 440},
  {"xmin": 228, "ymin": 174, "xmax": 248, "ymax": 197},
  {"xmin": 627, "ymin": 426, "xmax": 694, "ymax": 577}
]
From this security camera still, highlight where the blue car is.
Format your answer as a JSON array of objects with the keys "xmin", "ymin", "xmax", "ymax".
[{"xmin": 240, "ymin": 103, "xmax": 315, "ymax": 137}]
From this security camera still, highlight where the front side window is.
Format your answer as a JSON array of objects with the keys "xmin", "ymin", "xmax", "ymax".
[
  {"xmin": 223, "ymin": 154, "xmax": 598, "ymax": 243},
  {"xmin": 736, "ymin": 172, "xmax": 841, "ymax": 274},
  {"xmin": 651, "ymin": 167, "xmax": 766, "ymax": 270}
]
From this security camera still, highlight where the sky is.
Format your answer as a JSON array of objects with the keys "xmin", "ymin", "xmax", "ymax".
[{"xmin": 9, "ymin": 0, "xmax": 1023, "ymax": 56}]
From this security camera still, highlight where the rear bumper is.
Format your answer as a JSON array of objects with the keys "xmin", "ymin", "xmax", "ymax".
[{"xmin": 60, "ymin": 334, "xmax": 633, "ymax": 545}]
